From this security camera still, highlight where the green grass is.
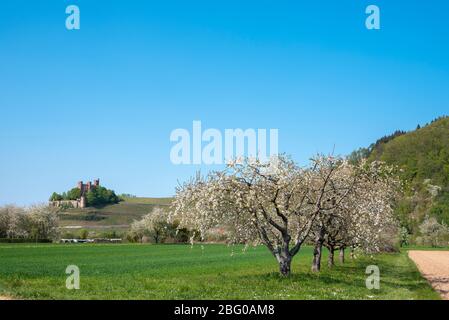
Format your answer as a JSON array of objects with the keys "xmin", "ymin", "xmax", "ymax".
[
  {"xmin": 0, "ymin": 244, "xmax": 440, "ymax": 300},
  {"xmin": 121, "ymin": 197, "xmax": 173, "ymax": 206}
]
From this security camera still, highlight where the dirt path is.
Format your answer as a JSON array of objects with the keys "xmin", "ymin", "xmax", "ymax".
[
  {"xmin": 0, "ymin": 295, "xmax": 13, "ymax": 300},
  {"xmin": 409, "ymin": 250, "xmax": 449, "ymax": 300}
]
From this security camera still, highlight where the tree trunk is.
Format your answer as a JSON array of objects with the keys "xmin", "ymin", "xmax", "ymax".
[
  {"xmin": 328, "ymin": 247, "xmax": 335, "ymax": 268},
  {"xmin": 311, "ymin": 226, "xmax": 325, "ymax": 272},
  {"xmin": 339, "ymin": 247, "xmax": 345, "ymax": 264},
  {"xmin": 311, "ymin": 241, "xmax": 323, "ymax": 272},
  {"xmin": 277, "ymin": 255, "xmax": 292, "ymax": 277}
]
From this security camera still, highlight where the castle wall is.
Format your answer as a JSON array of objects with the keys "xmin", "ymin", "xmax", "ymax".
[{"xmin": 50, "ymin": 200, "xmax": 81, "ymax": 208}]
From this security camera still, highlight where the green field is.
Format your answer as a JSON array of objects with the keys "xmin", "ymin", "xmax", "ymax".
[{"xmin": 0, "ymin": 244, "xmax": 440, "ymax": 300}]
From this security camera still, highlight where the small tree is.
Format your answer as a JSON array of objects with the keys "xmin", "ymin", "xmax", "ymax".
[
  {"xmin": 342, "ymin": 162, "xmax": 399, "ymax": 260},
  {"xmin": 399, "ymin": 226, "xmax": 410, "ymax": 247},
  {"xmin": 79, "ymin": 229, "xmax": 89, "ymax": 239},
  {"xmin": 309, "ymin": 159, "xmax": 362, "ymax": 271},
  {"xmin": 418, "ymin": 217, "xmax": 449, "ymax": 247},
  {"xmin": 27, "ymin": 205, "xmax": 60, "ymax": 241},
  {"xmin": 0, "ymin": 206, "xmax": 25, "ymax": 238},
  {"xmin": 0, "ymin": 205, "xmax": 29, "ymax": 239},
  {"xmin": 0, "ymin": 206, "xmax": 12, "ymax": 238},
  {"xmin": 128, "ymin": 208, "xmax": 170, "ymax": 243}
]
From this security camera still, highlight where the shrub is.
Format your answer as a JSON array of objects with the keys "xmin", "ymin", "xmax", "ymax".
[
  {"xmin": 79, "ymin": 229, "xmax": 89, "ymax": 239},
  {"xmin": 417, "ymin": 216, "xmax": 449, "ymax": 247}
]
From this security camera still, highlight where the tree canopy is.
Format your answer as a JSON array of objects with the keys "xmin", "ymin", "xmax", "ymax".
[{"xmin": 85, "ymin": 186, "xmax": 120, "ymax": 207}]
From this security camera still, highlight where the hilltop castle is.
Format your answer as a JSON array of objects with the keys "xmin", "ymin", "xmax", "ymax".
[
  {"xmin": 51, "ymin": 179, "xmax": 100, "ymax": 209},
  {"xmin": 77, "ymin": 179, "xmax": 100, "ymax": 208}
]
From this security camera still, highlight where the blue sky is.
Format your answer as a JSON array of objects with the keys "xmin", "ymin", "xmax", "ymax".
[{"xmin": 1, "ymin": 1, "xmax": 449, "ymax": 205}]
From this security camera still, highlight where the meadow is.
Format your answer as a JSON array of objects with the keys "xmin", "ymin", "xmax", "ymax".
[{"xmin": 0, "ymin": 244, "xmax": 440, "ymax": 300}]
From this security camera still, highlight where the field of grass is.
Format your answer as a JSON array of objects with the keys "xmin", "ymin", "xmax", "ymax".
[
  {"xmin": 121, "ymin": 197, "xmax": 172, "ymax": 206},
  {"xmin": 0, "ymin": 244, "xmax": 440, "ymax": 300}
]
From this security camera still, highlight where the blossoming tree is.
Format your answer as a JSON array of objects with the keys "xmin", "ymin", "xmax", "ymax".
[
  {"xmin": 174, "ymin": 155, "xmax": 356, "ymax": 276},
  {"xmin": 173, "ymin": 155, "xmax": 400, "ymax": 276},
  {"xmin": 312, "ymin": 161, "xmax": 400, "ymax": 271},
  {"xmin": 128, "ymin": 207, "xmax": 169, "ymax": 243}
]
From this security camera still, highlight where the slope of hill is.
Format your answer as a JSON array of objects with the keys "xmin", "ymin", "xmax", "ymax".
[
  {"xmin": 355, "ymin": 116, "xmax": 449, "ymax": 232},
  {"xmin": 58, "ymin": 197, "xmax": 173, "ymax": 235},
  {"xmin": 370, "ymin": 116, "xmax": 449, "ymax": 187}
]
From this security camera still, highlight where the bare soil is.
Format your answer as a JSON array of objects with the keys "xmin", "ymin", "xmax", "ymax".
[{"xmin": 409, "ymin": 250, "xmax": 449, "ymax": 300}]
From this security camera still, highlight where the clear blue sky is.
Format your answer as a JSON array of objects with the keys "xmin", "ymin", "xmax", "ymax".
[{"xmin": 1, "ymin": 1, "xmax": 449, "ymax": 205}]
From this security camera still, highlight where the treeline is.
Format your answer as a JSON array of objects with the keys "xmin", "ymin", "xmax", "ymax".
[
  {"xmin": 50, "ymin": 186, "xmax": 120, "ymax": 207},
  {"xmin": 0, "ymin": 205, "xmax": 59, "ymax": 241}
]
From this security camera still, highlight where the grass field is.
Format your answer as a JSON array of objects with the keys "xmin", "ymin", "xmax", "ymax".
[{"xmin": 0, "ymin": 244, "xmax": 440, "ymax": 300}]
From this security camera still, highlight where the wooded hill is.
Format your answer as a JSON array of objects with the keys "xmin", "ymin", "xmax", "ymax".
[{"xmin": 350, "ymin": 116, "xmax": 449, "ymax": 235}]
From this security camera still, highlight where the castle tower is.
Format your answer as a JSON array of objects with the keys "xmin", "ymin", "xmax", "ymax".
[
  {"xmin": 77, "ymin": 181, "xmax": 86, "ymax": 196},
  {"xmin": 93, "ymin": 179, "xmax": 100, "ymax": 187},
  {"xmin": 80, "ymin": 195, "xmax": 87, "ymax": 208}
]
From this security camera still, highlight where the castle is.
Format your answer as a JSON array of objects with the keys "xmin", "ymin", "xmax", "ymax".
[
  {"xmin": 77, "ymin": 179, "xmax": 100, "ymax": 208},
  {"xmin": 51, "ymin": 179, "xmax": 100, "ymax": 209}
]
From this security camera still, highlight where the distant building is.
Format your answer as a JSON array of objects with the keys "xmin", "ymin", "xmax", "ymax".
[
  {"xmin": 77, "ymin": 179, "xmax": 100, "ymax": 208},
  {"xmin": 51, "ymin": 179, "xmax": 100, "ymax": 209}
]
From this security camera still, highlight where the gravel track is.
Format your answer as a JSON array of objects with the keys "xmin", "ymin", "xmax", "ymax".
[{"xmin": 409, "ymin": 250, "xmax": 449, "ymax": 300}]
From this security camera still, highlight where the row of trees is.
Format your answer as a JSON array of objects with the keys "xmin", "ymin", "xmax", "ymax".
[
  {"xmin": 50, "ymin": 188, "xmax": 82, "ymax": 201},
  {"xmin": 0, "ymin": 205, "xmax": 59, "ymax": 241},
  {"xmin": 171, "ymin": 155, "xmax": 400, "ymax": 276}
]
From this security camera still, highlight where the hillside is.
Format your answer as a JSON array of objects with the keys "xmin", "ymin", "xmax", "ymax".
[
  {"xmin": 370, "ymin": 116, "xmax": 449, "ymax": 187},
  {"xmin": 58, "ymin": 197, "xmax": 173, "ymax": 235},
  {"xmin": 354, "ymin": 116, "xmax": 449, "ymax": 233}
]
